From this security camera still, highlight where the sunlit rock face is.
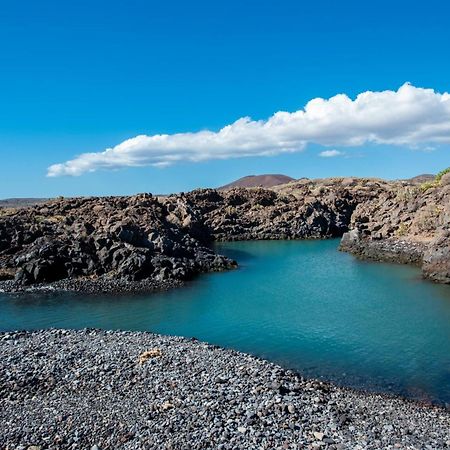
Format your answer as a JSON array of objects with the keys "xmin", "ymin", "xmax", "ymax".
[{"xmin": 1, "ymin": 174, "xmax": 450, "ymax": 292}]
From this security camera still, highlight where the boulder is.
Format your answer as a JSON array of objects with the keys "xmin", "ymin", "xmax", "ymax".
[
  {"xmin": 440, "ymin": 172, "xmax": 450, "ymax": 186},
  {"xmin": 422, "ymin": 232, "xmax": 450, "ymax": 283}
]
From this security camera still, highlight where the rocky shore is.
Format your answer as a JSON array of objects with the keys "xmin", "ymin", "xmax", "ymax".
[
  {"xmin": 1, "ymin": 329, "xmax": 449, "ymax": 450},
  {"xmin": 339, "ymin": 171, "xmax": 450, "ymax": 283},
  {"xmin": 0, "ymin": 194, "xmax": 236, "ymax": 294},
  {"xmin": 1, "ymin": 174, "xmax": 450, "ymax": 293}
]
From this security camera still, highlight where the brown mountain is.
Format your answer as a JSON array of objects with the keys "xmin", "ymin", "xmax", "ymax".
[
  {"xmin": 407, "ymin": 174, "xmax": 435, "ymax": 184},
  {"xmin": 219, "ymin": 174, "xmax": 294, "ymax": 190}
]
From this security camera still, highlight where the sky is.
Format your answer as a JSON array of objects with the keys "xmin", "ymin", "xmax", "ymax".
[{"xmin": 1, "ymin": 0, "xmax": 449, "ymax": 198}]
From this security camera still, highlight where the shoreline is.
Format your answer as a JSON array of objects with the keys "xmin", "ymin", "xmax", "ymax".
[
  {"xmin": 0, "ymin": 276, "xmax": 184, "ymax": 296},
  {"xmin": 1, "ymin": 329, "xmax": 449, "ymax": 449},
  {"xmin": 0, "ymin": 235, "xmax": 432, "ymax": 296}
]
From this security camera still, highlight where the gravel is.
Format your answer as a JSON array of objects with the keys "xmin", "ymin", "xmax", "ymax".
[
  {"xmin": 0, "ymin": 277, "xmax": 183, "ymax": 295},
  {"xmin": 1, "ymin": 329, "xmax": 449, "ymax": 449}
]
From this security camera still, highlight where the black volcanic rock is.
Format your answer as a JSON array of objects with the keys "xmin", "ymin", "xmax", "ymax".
[
  {"xmin": 1, "ymin": 174, "xmax": 450, "ymax": 292},
  {"xmin": 423, "ymin": 231, "xmax": 450, "ymax": 283},
  {"xmin": 0, "ymin": 193, "xmax": 236, "ymax": 292},
  {"xmin": 339, "ymin": 174, "xmax": 450, "ymax": 283},
  {"xmin": 186, "ymin": 179, "xmax": 390, "ymax": 241}
]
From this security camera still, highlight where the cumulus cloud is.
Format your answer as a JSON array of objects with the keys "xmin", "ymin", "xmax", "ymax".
[
  {"xmin": 47, "ymin": 83, "xmax": 450, "ymax": 177},
  {"xmin": 319, "ymin": 149, "xmax": 343, "ymax": 158}
]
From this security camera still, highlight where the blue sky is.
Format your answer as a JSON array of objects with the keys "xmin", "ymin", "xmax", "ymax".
[{"xmin": 1, "ymin": 0, "xmax": 449, "ymax": 197}]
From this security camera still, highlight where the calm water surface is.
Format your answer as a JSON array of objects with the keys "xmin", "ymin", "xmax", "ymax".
[{"xmin": 1, "ymin": 239, "xmax": 450, "ymax": 404}]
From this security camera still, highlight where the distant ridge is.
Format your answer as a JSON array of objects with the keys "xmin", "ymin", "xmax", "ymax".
[
  {"xmin": 0, "ymin": 198, "xmax": 49, "ymax": 209},
  {"xmin": 407, "ymin": 174, "xmax": 435, "ymax": 184},
  {"xmin": 219, "ymin": 174, "xmax": 294, "ymax": 190}
]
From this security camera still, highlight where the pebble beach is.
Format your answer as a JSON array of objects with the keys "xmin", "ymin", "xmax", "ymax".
[{"xmin": 1, "ymin": 329, "xmax": 449, "ymax": 449}]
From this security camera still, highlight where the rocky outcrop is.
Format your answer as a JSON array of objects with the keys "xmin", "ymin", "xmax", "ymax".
[
  {"xmin": 1, "ymin": 178, "xmax": 381, "ymax": 293},
  {"xmin": 340, "ymin": 177, "xmax": 450, "ymax": 283},
  {"xmin": 0, "ymin": 194, "xmax": 235, "ymax": 292},
  {"xmin": 185, "ymin": 178, "xmax": 392, "ymax": 241},
  {"xmin": 1, "ymin": 175, "xmax": 449, "ymax": 292},
  {"xmin": 340, "ymin": 231, "xmax": 426, "ymax": 265},
  {"xmin": 423, "ymin": 232, "xmax": 450, "ymax": 283}
]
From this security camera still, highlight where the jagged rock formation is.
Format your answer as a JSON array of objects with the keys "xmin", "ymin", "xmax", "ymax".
[
  {"xmin": 340, "ymin": 173, "xmax": 450, "ymax": 283},
  {"xmin": 1, "ymin": 175, "xmax": 449, "ymax": 292},
  {"xmin": 185, "ymin": 178, "xmax": 393, "ymax": 241},
  {"xmin": 0, "ymin": 194, "xmax": 235, "ymax": 292}
]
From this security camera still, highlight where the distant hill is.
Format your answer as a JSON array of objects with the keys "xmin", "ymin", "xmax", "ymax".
[
  {"xmin": 0, "ymin": 198, "xmax": 50, "ymax": 209},
  {"xmin": 407, "ymin": 174, "xmax": 435, "ymax": 184},
  {"xmin": 219, "ymin": 174, "xmax": 294, "ymax": 190}
]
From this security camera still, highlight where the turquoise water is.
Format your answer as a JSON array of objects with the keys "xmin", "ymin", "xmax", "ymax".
[{"xmin": 1, "ymin": 239, "xmax": 450, "ymax": 404}]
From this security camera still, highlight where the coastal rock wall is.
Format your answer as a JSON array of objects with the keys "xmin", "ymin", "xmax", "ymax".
[
  {"xmin": 0, "ymin": 194, "xmax": 235, "ymax": 292},
  {"xmin": 339, "ymin": 177, "xmax": 450, "ymax": 283},
  {"xmin": 1, "ymin": 175, "xmax": 450, "ymax": 292},
  {"xmin": 423, "ymin": 232, "xmax": 450, "ymax": 283},
  {"xmin": 183, "ymin": 178, "xmax": 391, "ymax": 241}
]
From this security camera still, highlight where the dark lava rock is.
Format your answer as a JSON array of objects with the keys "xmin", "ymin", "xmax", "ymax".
[
  {"xmin": 0, "ymin": 193, "xmax": 236, "ymax": 293},
  {"xmin": 423, "ymin": 231, "xmax": 450, "ymax": 283},
  {"xmin": 2, "ymin": 176, "xmax": 450, "ymax": 292},
  {"xmin": 339, "ymin": 177, "xmax": 450, "ymax": 283}
]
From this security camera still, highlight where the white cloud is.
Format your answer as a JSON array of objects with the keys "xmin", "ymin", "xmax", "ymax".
[
  {"xmin": 47, "ymin": 83, "xmax": 450, "ymax": 177},
  {"xmin": 319, "ymin": 149, "xmax": 343, "ymax": 158}
]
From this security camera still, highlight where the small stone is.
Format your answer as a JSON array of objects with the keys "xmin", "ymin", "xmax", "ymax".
[
  {"xmin": 287, "ymin": 404, "xmax": 295, "ymax": 414},
  {"xmin": 138, "ymin": 348, "xmax": 162, "ymax": 364},
  {"xmin": 313, "ymin": 432, "xmax": 324, "ymax": 441},
  {"xmin": 161, "ymin": 401, "xmax": 174, "ymax": 410},
  {"xmin": 271, "ymin": 381, "xmax": 281, "ymax": 390},
  {"xmin": 237, "ymin": 426, "xmax": 247, "ymax": 433}
]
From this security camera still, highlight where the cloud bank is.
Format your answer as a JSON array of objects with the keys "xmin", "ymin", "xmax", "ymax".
[{"xmin": 47, "ymin": 83, "xmax": 450, "ymax": 177}]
